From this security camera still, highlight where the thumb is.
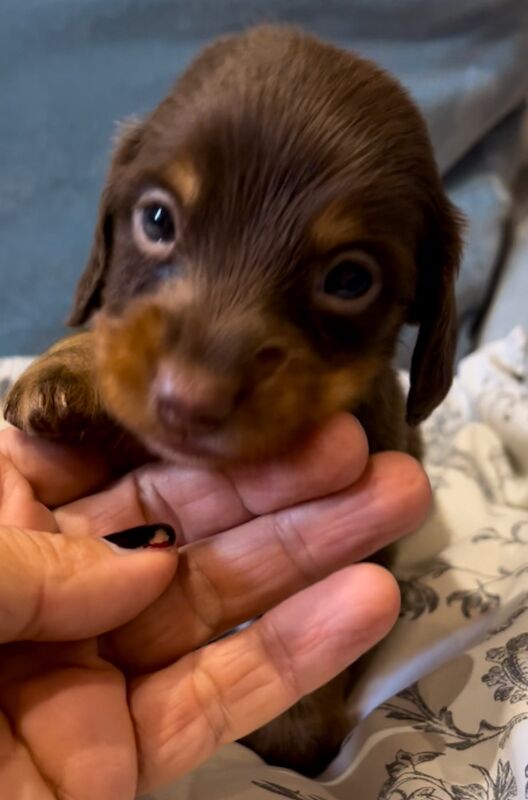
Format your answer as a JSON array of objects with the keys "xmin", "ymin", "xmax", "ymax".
[{"xmin": 0, "ymin": 523, "xmax": 178, "ymax": 643}]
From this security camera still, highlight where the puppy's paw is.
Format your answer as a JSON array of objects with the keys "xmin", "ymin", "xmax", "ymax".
[{"xmin": 3, "ymin": 362, "xmax": 107, "ymax": 442}]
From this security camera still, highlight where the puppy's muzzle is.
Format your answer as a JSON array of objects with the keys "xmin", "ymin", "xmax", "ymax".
[{"xmin": 151, "ymin": 340, "xmax": 288, "ymax": 435}]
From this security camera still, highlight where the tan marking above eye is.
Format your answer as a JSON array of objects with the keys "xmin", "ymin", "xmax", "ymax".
[
  {"xmin": 132, "ymin": 188, "xmax": 177, "ymax": 259},
  {"xmin": 310, "ymin": 202, "xmax": 365, "ymax": 250},
  {"xmin": 164, "ymin": 159, "xmax": 201, "ymax": 206}
]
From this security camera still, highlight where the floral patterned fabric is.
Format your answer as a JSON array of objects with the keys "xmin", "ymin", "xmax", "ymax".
[{"xmin": 1, "ymin": 331, "xmax": 527, "ymax": 800}]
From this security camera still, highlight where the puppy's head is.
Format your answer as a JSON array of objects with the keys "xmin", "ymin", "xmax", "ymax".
[{"xmin": 70, "ymin": 26, "xmax": 462, "ymax": 463}]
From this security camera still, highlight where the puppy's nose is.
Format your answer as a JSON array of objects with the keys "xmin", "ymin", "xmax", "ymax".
[{"xmin": 152, "ymin": 362, "xmax": 236, "ymax": 433}]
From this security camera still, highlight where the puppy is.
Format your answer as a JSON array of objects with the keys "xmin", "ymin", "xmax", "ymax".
[{"xmin": 5, "ymin": 25, "xmax": 462, "ymax": 776}]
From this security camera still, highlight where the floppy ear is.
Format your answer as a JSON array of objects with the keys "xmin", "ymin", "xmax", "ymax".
[
  {"xmin": 406, "ymin": 189, "xmax": 463, "ymax": 426},
  {"xmin": 68, "ymin": 118, "xmax": 145, "ymax": 326}
]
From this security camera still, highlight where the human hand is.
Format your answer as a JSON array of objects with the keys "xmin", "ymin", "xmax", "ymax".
[{"xmin": 0, "ymin": 414, "xmax": 430, "ymax": 798}]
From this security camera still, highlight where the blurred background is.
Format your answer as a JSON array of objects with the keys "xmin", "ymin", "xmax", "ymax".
[{"xmin": 0, "ymin": 0, "xmax": 527, "ymax": 359}]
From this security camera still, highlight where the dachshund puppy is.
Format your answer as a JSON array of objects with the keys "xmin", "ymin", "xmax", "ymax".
[{"xmin": 5, "ymin": 25, "xmax": 462, "ymax": 776}]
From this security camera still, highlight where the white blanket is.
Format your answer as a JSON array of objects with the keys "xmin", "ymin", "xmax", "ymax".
[{"xmin": 2, "ymin": 331, "xmax": 528, "ymax": 800}]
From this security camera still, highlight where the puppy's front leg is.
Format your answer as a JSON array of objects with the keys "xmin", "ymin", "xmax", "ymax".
[
  {"xmin": 4, "ymin": 332, "xmax": 111, "ymax": 442},
  {"xmin": 241, "ymin": 672, "xmax": 350, "ymax": 777}
]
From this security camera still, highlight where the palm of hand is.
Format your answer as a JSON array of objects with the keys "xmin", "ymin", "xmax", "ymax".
[{"xmin": 0, "ymin": 417, "xmax": 428, "ymax": 798}]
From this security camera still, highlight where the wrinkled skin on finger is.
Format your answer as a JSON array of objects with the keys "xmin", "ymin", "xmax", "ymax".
[{"xmin": 0, "ymin": 418, "xmax": 430, "ymax": 796}]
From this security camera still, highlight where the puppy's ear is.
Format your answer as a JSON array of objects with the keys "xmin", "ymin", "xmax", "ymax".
[
  {"xmin": 406, "ymin": 188, "xmax": 463, "ymax": 425},
  {"xmin": 68, "ymin": 118, "xmax": 145, "ymax": 326}
]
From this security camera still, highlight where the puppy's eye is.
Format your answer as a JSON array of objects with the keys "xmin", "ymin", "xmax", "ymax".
[
  {"xmin": 317, "ymin": 250, "xmax": 380, "ymax": 311},
  {"xmin": 142, "ymin": 203, "xmax": 175, "ymax": 243},
  {"xmin": 324, "ymin": 261, "xmax": 373, "ymax": 299},
  {"xmin": 133, "ymin": 189, "xmax": 177, "ymax": 258}
]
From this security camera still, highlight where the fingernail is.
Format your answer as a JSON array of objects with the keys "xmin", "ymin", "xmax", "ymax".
[{"xmin": 103, "ymin": 524, "xmax": 176, "ymax": 551}]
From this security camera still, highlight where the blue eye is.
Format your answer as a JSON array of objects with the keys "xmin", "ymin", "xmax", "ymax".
[
  {"xmin": 324, "ymin": 261, "xmax": 373, "ymax": 299},
  {"xmin": 142, "ymin": 203, "xmax": 175, "ymax": 243},
  {"xmin": 133, "ymin": 189, "xmax": 178, "ymax": 257}
]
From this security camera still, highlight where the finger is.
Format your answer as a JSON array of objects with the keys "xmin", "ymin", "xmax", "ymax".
[
  {"xmin": 0, "ymin": 448, "xmax": 58, "ymax": 531},
  {"xmin": 225, "ymin": 413, "xmax": 368, "ymax": 514},
  {"xmin": 132, "ymin": 563, "xmax": 400, "ymax": 792},
  {"xmin": 0, "ymin": 525, "xmax": 178, "ymax": 642},
  {"xmin": 0, "ymin": 427, "xmax": 111, "ymax": 507},
  {"xmin": 54, "ymin": 413, "xmax": 368, "ymax": 541},
  {"xmin": 0, "ymin": 713, "xmax": 57, "ymax": 800},
  {"xmin": 1, "ymin": 661, "xmax": 136, "ymax": 800},
  {"xmin": 104, "ymin": 452, "xmax": 430, "ymax": 672}
]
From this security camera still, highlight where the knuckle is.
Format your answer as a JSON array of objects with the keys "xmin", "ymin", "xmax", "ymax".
[
  {"xmin": 133, "ymin": 468, "xmax": 183, "ymax": 532},
  {"xmin": 191, "ymin": 654, "xmax": 231, "ymax": 745},
  {"xmin": 271, "ymin": 509, "xmax": 319, "ymax": 585},
  {"xmin": 179, "ymin": 554, "xmax": 225, "ymax": 641},
  {"xmin": 256, "ymin": 616, "xmax": 301, "ymax": 702}
]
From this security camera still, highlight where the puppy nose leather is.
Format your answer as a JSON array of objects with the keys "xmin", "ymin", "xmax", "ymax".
[{"xmin": 153, "ymin": 362, "xmax": 234, "ymax": 431}]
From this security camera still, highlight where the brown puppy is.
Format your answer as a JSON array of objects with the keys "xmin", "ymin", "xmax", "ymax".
[{"xmin": 5, "ymin": 25, "xmax": 462, "ymax": 775}]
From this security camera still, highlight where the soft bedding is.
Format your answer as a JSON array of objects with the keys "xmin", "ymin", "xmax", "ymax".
[{"xmin": 1, "ymin": 329, "xmax": 528, "ymax": 799}]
